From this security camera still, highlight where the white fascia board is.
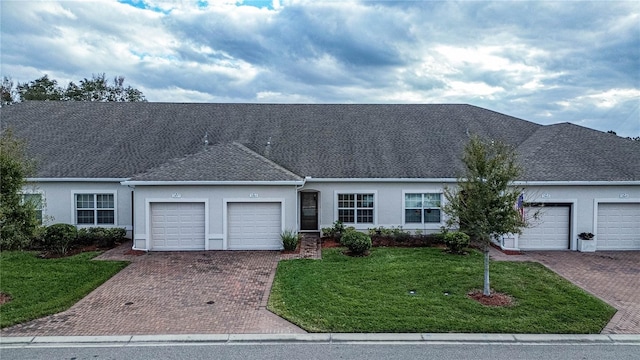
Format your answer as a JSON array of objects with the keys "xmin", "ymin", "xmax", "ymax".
[
  {"xmin": 27, "ymin": 178, "xmax": 129, "ymax": 182},
  {"xmin": 305, "ymin": 178, "xmax": 459, "ymax": 183},
  {"xmin": 513, "ymin": 180, "xmax": 640, "ymax": 186},
  {"xmin": 120, "ymin": 180, "xmax": 304, "ymax": 186}
]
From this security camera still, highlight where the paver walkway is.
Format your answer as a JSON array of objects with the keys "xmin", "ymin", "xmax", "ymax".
[
  {"xmin": 1, "ymin": 243, "xmax": 310, "ymax": 336},
  {"xmin": 491, "ymin": 248, "xmax": 640, "ymax": 334}
]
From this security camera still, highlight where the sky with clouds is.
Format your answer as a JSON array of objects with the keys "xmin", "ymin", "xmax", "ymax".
[{"xmin": 1, "ymin": 0, "xmax": 638, "ymax": 137}]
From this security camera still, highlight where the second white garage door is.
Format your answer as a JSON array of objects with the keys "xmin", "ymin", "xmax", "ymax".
[
  {"xmin": 227, "ymin": 202, "xmax": 282, "ymax": 250},
  {"xmin": 597, "ymin": 203, "xmax": 640, "ymax": 250},
  {"xmin": 519, "ymin": 205, "xmax": 570, "ymax": 250},
  {"xmin": 151, "ymin": 202, "xmax": 205, "ymax": 251}
]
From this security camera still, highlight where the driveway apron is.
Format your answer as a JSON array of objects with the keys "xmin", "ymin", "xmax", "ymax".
[
  {"xmin": 491, "ymin": 248, "xmax": 640, "ymax": 334},
  {"xmin": 1, "ymin": 245, "xmax": 305, "ymax": 336}
]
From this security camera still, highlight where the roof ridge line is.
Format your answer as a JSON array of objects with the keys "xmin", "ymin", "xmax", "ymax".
[{"xmin": 231, "ymin": 142, "xmax": 304, "ymax": 180}]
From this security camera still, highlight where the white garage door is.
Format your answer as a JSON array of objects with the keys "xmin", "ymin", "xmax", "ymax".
[
  {"xmin": 151, "ymin": 202, "xmax": 205, "ymax": 251},
  {"xmin": 597, "ymin": 203, "xmax": 640, "ymax": 250},
  {"xmin": 227, "ymin": 202, "xmax": 282, "ymax": 250},
  {"xmin": 519, "ymin": 206, "xmax": 570, "ymax": 250}
]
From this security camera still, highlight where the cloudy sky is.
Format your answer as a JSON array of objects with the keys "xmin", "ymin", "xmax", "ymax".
[{"xmin": 1, "ymin": 0, "xmax": 639, "ymax": 136}]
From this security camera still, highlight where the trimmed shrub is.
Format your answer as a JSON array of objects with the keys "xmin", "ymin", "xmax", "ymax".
[
  {"xmin": 444, "ymin": 231, "xmax": 470, "ymax": 254},
  {"xmin": 341, "ymin": 230, "xmax": 372, "ymax": 255},
  {"xmin": 280, "ymin": 229, "xmax": 299, "ymax": 251},
  {"xmin": 77, "ymin": 227, "xmax": 127, "ymax": 248},
  {"xmin": 43, "ymin": 223, "xmax": 78, "ymax": 255}
]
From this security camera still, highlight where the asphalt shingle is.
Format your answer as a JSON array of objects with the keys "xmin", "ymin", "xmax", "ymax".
[{"xmin": 2, "ymin": 102, "xmax": 638, "ymax": 181}]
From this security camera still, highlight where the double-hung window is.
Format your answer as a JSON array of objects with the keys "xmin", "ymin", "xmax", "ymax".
[
  {"xmin": 405, "ymin": 193, "xmax": 442, "ymax": 224},
  {"xmin": 76, "ymin": 193, "xmax": 115, "ymax": 225},
  {"xmin": 22, "ymin": 193, "xmax": 43, "ymax": 224},
  {"xmin": 338, "ymin": 193, "xmax": 374, "ymax": 224}
]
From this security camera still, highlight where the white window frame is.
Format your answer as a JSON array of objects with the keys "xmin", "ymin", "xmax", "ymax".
[
  {"xmin": 334, "ymin": 191, "xmax": 377, "ymax": 226},
  {"xmin": 21, "ymin": 191, "xmax": 44, "ymax": 224},
  {"xmin": 402, "ymin": 191, "xmax": 444, "ymax": 228},
  {"xmin": 72, "ymin": 191, "xmax": 117, "ymax": 226}
]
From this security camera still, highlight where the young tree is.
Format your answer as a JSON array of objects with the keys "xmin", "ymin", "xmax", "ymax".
[
  {"xmin": 443, "ymin": 135, "xmax": 527, "ymax": 296},
  {"xmin": 0, "ymin": 129, "xmax": 39, "ymax": 250}
]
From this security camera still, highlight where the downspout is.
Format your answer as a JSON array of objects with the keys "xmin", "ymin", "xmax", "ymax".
[{"xmin": 295, "ymin": 177, "xmax": 309, "ymax": 232}]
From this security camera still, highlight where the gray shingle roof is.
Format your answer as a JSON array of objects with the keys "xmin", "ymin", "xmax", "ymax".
[
  {"xmin": 517, "ymin": 123, "xmax": 640, "ymax": 181},
  {"xmin": 1, "ymin": 102, "xmax": 638, "ymax": 181},
  {"xmin": 130, "ymin": 142, "xmax": 302, "ymax": 182}
]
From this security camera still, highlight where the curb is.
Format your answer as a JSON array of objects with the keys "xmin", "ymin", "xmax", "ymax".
[{"xmin": 2, "ymin": 333, "xmax": 640, "ymax": 346}]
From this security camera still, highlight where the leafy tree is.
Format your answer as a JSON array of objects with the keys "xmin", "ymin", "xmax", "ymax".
[
  {"xmin": 64, "ymin": 73, "xmax": 145, "ymax": 102},
  {"xmin": 1, "ymin": 76, "xmax": 16, "ymax": 106},
  {"xmin": 443, "ymin": 135, "xmax": 527, "ymax": 296},
  {"xmin": 0, "ymin": 129, "xmax": 39, "ymax": 250},
  {"xmin": 16, "ymin": 75, "xmax": 64, "ymax": 101},
  {"xmin": 5, "ymin": 73, "xmax": 146, "ymax": 103}
]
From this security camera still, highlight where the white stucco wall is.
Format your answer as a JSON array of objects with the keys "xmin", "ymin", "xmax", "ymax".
[
  {"xmin": 517, "ymin": 184, "xmax": 639, "ymax": 251},
  {"xmin": 131, "ymin": 185, "xmax": 298, "ymax": 250},
  {"xmin": 302, "ymin": 181, "xmax": 451, "ymax": 234},
  {"xmin": 27, "ymin": 179, "xmax": 638, "ymax": 251},
  {"xmin": 302, "ymin": 181, "xmax": 640, "ymax": 251},
  {"xmin": 24, "ymin": 181, "xmax": 133, "ymax": 235}
]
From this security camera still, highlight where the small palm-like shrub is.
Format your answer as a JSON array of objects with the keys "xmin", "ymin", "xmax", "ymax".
[
  {"xmin": 444, "ymin": 231, "xmax": 470, "ymax": 254},
  {"xmin": 280, "ymin": 230, "xmax": 300, "ymax": 251},
  {"xmin": 341, "ymin": 230, "xmax": 372, "ymax": 255}
]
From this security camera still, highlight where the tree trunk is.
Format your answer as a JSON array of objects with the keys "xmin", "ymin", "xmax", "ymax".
[{"xmin": 483, "ymin": 244, "xmax": 491, "ymax": 296}]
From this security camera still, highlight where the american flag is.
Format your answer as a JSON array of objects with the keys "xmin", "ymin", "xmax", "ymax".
[{"xmin": 516, "ymin": 193, "xmax": 525, "ymax": 220}]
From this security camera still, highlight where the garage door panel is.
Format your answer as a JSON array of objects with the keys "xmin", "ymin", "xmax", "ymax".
[
  {"xmin": 597, "ymin": 203, "xmax": 640, "ymax": 250},
  {"xmin": 151, "ymin": 202, "xmax": 205, "ymax": 251},
  {"xmin": 228, "ymin": 202, "xmax": 282, "ymax": 250},
  {"xmin": 519, "ymin": 206, "xmax": 570, "ymax": 250}
]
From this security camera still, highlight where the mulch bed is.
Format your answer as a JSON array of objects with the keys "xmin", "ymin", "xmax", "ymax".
[
  {"xmin": 321, "ymin": 236, "xmax": 445, "ymax": 249},
  {"xmin": 467, "ymin": 290, "xmax": 515, "ymax": 307},
  {"xmin": 38, "ymin": 242, "xmax": 124, "ymax": 259},
  {"xmin": 281, "ymin": 242, "xmax": 301, "ymax": 254},
  {"xmin": 321, "ymin": 238, "xmax": 341, "ymax": 248}
]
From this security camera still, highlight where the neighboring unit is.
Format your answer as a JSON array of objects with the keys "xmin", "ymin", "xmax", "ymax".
[{"xmin": 2, "ymin": 102, "xmax": 639, "ymax": 252}]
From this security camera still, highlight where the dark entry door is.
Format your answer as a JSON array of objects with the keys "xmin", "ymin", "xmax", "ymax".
[{"xmin": 300, "ymin": 192, "xmax": 318, "ymax": 230}]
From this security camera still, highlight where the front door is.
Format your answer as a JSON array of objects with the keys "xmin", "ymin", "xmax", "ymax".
[{"xmin": 300, "ymin": 192, "xmax": 318, "ymax": 231}]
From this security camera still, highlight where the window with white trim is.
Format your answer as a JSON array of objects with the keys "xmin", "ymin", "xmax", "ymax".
[
  {"xmin": 75, "ymin": 194, "xmax": 115, "ymax": 225},
  {"xmin": 405, "ymin": 193, "xmax": 442, "ymax": 224},
  {"xmin": 22, "ymin": 193, "xmax": 43, "ymax": 224},
  {"xmin": 338, "ymin": 193, "xmax": 374, "ymax": 224}
]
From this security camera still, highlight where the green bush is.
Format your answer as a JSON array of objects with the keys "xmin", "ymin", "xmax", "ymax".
[
  {"xmin": 43, "ymin": 223, "xmax": 78, "ymax": 255},
  {"xmin": 341, "ymin": 230, "xmax": 372, "ymax": 255},
  {"xmin": 77, "ymin": 227, "xmax": 126, "ymax": 248},
  {"xmin": 322, "ymin": 220, "xmax": 346, "ymax": 239},
  {"xmin": 444, "ymin": 231, "xmax": 470, "ymax": 254},
  {"xmin": 0, "ymin": 224, "xmax": 33, "ymax": 251},
  {"xmin": 280, "ymin": 230, "xmax": 300, "ymax": 251},
  {"xmin": 391, "ymin": 226, "xmax": 411, "ymax": 242}
]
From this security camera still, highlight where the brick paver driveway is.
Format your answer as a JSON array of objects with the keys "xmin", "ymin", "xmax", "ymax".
[
  {"xmin": 492, "ymin": 249, "xmax": 640, "ymax": 334},
  {"xmin": 1, "ymin": 243, "xmax": 304, "ymax": 336}
]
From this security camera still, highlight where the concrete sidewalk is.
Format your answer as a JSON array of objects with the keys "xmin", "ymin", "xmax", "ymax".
[{"xmin": 2, "ymin": 333, "xmax": 640, "ymax": 347}]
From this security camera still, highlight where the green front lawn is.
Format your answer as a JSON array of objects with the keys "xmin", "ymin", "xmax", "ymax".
[
  {"xmin": 0, "ymin": 251, "xmax": 129, "ymax": 328},
  {"xmin": 268, "ymin": 247, "xmax": 615, "ymax": 333}
]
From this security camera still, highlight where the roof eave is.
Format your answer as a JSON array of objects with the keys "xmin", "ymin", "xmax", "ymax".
[
  {"xmin": 121, "ymin": 180, "xmax": 304, "ymax": 186},
  {"xmin": 28, "ymin": 177, "xmax": 129, "ymax": 182}
]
